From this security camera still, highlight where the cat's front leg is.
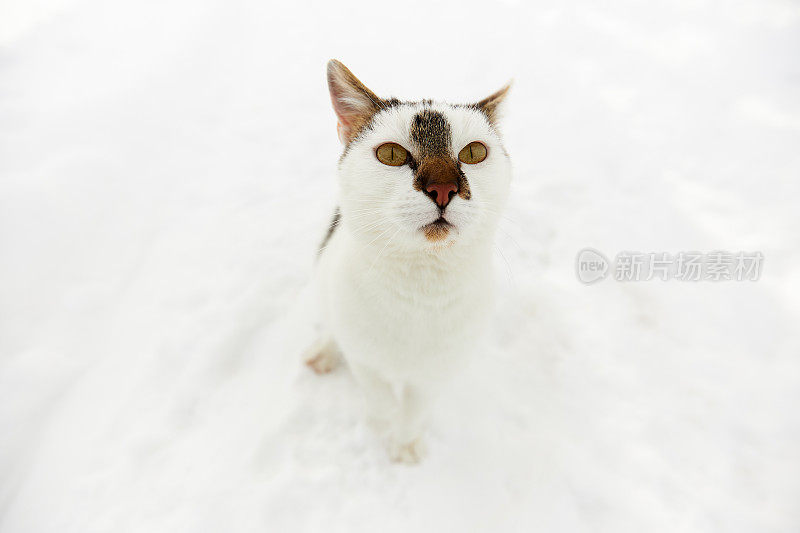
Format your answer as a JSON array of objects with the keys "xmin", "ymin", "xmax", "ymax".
[
  {"xmin": 350, "ymin": 362, "xmax": 432, "ymax": 463},
  {"xmin": 386, "ymin": 383, "xmax": 433, "ymax": 464},
  {"xmin": 349, "ymin": 362, "xmax": 400, "ymax": 438}
]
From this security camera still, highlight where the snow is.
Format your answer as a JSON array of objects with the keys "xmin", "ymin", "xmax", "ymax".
[{"xmin": 1, "ymin": 0, "xmax": 799, "ymax": 531}]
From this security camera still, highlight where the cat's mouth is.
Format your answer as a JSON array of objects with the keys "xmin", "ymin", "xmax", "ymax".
[{"xmin": 421, "ymin": 217, "xmax": 453, "ymax": 243}]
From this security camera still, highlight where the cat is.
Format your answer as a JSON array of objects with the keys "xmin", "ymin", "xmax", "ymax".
[{"xmin": 304, "ymin": 59, "xmax": 512, "ymax": 463}]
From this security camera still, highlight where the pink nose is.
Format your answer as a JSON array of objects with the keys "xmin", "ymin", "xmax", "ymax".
[{"xmin": 425, "ymin": 182, "xmax": 458, "ymax": 208}]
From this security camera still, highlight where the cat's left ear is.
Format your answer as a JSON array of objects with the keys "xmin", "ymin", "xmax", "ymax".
[
  {"xmin": 476, "ymin": 81, "xmax": 512, "ymax": 126},
  {"xmin": 327, "ymin": 59, "xmax": 386, "ymax": 144}
]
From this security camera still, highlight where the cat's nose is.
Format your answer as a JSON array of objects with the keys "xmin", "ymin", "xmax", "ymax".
[{"xmin": 424, "ymin": 182, "xmax": 458, "ymax": 208}]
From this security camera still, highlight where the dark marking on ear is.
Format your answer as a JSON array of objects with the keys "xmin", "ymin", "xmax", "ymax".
[
  {"xmin": 472, "ymin": 83, "xmax": 511, "ymax": 126},
  {"xmin": 317, "ymin": 207, "xmax": 340, "ymax": 258},
  {"xmin": 328, "ymin": 60, "xmax": 402, "ymax": 146}
]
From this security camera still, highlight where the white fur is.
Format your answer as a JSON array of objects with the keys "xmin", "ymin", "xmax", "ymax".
[{"xmin": 310, "ymin": 102, "xmax": 512, "ymax": 462}]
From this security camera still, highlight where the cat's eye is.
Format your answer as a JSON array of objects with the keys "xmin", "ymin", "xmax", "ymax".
[
  {"xmin": 458, "ymin": 141, "xmax": 487, "ymax": 164},
  {"xmin": 376, "ymin": 143, "xmax": 408, "ymax": 166}
]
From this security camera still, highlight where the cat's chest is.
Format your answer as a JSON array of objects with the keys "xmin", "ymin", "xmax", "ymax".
[
  {"xmin": 322, "ymin": 243, "xmax": 494, "ymax": 379},
  {"xmin": 332, "ymin": 252, "xmax": 492, "ymax": 357},
  {"xmin": 343, "ymin": 251, "xmax": 489, "ymax": 312}
]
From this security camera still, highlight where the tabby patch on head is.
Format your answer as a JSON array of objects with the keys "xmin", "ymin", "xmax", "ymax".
[
  {"xmin": 324, "ymin": 59, "xmax": 512, "ymax": 251},
  {"xmin": 411, "ymin": 110, "xmax": 450, "ymax": 156}
]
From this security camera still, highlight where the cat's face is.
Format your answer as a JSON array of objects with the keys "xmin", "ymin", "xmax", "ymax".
[{"xmin": 328, "ymin": 60, "xmax": 512, "ymax": 252}]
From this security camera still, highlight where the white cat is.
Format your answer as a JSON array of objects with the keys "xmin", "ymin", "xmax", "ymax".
[{"xmin": 305, "ymin": 60, "xmax": 512, "ymax": 463}]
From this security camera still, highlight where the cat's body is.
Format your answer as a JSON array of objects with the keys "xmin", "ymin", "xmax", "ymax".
[{"xmin": 305, "ymin": 61, "xmax": 512, "ymax": 462}]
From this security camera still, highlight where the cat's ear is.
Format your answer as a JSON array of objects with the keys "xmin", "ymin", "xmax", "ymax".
[
  {"xmin": 475, "ymin": 81, "xmax": 512, "ymax": 126},
  {"xmin": 327, "ymin": 59, "xmax": 385, "ymax": 144}
]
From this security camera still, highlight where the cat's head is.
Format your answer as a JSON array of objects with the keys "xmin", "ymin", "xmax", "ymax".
[{"xmin": 327, "ymin": 59, "xmax": 512, "ymax": 252}]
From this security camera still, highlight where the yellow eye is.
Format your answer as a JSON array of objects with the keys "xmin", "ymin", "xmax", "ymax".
[
  {"xmin": 458, "ymin": 141, "xmax": 487, "ymax": 164},
  {"xmin": 376, "ymin": 143, "xmax": 408, "ymax": 166}
]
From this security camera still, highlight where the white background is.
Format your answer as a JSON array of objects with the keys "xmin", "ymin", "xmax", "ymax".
[{"xmin": 1, "ymin": 0, "xmax": 799, "ymax": 531}]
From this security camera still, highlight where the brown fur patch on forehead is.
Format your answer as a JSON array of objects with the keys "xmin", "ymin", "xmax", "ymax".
[
  {"xmin": 410, "ymin": 109, "xmax": 451, "ymax": 157},
  {"xmin": 408, "ymin": 109, "xmax": 472, "ymax": 203}
]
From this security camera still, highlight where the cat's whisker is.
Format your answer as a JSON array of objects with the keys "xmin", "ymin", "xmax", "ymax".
[
  {"xmin": 357, "ymin": 224, "xmax": 395, "ymax": 253},
  {"xmin": 359, "ymin": 227, "xmax": 402, "ymax": 289},
  {"xmin": 493, "ymin": 243, "xmax": 516, "ymax": 287}
]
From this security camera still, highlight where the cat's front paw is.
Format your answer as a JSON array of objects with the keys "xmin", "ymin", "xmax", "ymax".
[
  {"xmin": 304, "ymin": 350, "xmax": 340, "ymax": 374},
  {"xmin": 303, "ymin": 339, "xmax": 341, "ymax": 374},
  {"xmin": 387, "ymin": 437, "xmax": 427, "ymax": 464}
]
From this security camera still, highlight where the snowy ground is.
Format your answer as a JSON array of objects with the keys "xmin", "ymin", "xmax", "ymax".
[{"xmin": 1, "ymin": 0, "xmax": 799, "ymax": 531}]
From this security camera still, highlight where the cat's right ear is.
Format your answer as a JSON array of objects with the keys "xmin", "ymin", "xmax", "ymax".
[
  {"xmin": 475, "ymin": 81, "xmax": 512, "ymax": 127},
  {"xmin": 327, "ymin": 60, "xmax": 384, "ymax": 145}
]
